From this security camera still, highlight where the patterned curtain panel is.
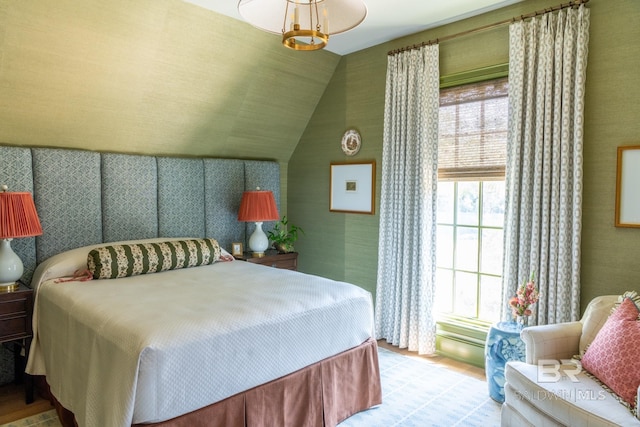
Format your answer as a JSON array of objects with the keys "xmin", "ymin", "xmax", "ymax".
[
  {"xmin": 502, "ymin": 5, "xmax": 590, "ymax": 324},
  {"xmin": 375, "ymin": 45, "xmax": 440, "ymax": 355}
]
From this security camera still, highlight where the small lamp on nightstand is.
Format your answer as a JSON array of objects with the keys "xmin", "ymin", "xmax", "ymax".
[
  {"xmin": 0, "ymin": 185, "xmax": 43, "ymax": 292},
  {"xmin": 237, "ymin": 188, "xmax": 279, "ymax": 258}
]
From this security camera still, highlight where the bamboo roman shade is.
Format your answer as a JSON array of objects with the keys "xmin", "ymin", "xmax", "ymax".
[{"xmin": 438, "ymin": 77, "xmax": 508, "ymax": 180}]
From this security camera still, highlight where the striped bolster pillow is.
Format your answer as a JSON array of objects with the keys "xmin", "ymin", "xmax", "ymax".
[{"xmin": 87, "ymin": 238, "xmax": 222, "ymax": 280}]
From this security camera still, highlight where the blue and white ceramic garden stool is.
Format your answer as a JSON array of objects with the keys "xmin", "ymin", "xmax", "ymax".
[{"xmin": 484, "ymin": 321, "xmax": 526, "ymax": 403}]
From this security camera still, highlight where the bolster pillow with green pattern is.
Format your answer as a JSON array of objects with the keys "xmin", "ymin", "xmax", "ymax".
[{"xmin": 87, "ymin": 238, "xmax": 222, "ymax": 279}]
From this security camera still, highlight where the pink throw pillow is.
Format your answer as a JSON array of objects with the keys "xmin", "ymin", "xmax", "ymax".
[{"xmin": 581, "ymin": 297, "xmax": 640, "ymax": 408}]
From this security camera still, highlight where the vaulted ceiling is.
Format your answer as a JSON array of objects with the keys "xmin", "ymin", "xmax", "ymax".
[{"xmin": 0, "ymin": 0, "xmax": 340, "ymax": 163}]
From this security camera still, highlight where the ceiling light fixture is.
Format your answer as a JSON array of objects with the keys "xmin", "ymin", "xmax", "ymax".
[{"xmin": 238, "ymin": 0, "xmax": 367, "ymax": 51}]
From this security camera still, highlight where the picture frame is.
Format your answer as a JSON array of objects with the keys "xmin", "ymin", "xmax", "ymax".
[
  {"xmin": 330, "ymin": 161, "xmax": 375, "ymax": 214},
  {"xmin": 231, "ymin": 242, "xmax": 244, "ymax": 256},
  {"xmin": 615, "ymin": 145, "xmax": 640, "ymax": 228}
]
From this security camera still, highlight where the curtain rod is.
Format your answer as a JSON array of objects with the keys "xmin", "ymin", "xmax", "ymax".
[{"xmin": 387, "ymin": 0, "xmax": 589, "ymax": 56}]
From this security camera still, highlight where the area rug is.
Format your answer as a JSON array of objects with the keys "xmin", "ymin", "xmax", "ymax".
[
  {"xmin": 338, "ymin": 347, "xmax": 502, "ymax": 427},
  {"xmin": 0, "ymin": 409, "xmax": 59, "ymax": 427},
  {"xmin": 2, "ymin": 348, "xmax": 501, "ymax": 427}
]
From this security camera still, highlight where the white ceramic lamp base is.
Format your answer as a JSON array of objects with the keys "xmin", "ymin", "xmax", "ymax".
[
  {"xmin": 0, "ymin": 239, "xmax": 22, "ymax": 291},
  {"xmin": 248, "ymin": 222, "xmax": 269, "ymax": 257}
]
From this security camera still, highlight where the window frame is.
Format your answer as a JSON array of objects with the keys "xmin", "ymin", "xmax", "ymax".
[
  {"xmin": 436, "ymin": 180, "xmax": 505, "ymax": 323},
  {"xmin": 435, "ymin": 64, "xmax": 509, "ymax": 326}
]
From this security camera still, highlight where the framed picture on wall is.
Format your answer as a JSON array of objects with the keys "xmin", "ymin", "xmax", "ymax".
[
  {"xmin": 231, "ymin": 242, "xmax": 244, "ymax": 256},
  {"xmin": 615, "ymin": 145, "xmax": 640, "ymax": 227},
  {"xmin": 329, "ymin": 161, "xmax": 375, "ymax": 214}
]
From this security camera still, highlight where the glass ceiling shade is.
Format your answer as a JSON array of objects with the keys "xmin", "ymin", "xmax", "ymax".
[{"xmin": 238, "ymin": 0, "xmax": 367, "ymax": 51}]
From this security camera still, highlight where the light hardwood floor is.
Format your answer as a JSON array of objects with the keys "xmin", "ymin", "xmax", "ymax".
[
  {"xmin": 0, "ymin": 382, "xmax": 53, "ymax": 425},
  {"xmin": 0, "ymin": 340, "xmax": 486, "ymax": 424},
  {"xmin": 377, "ymin": 340, "xmax": 486, "ymax": 381}
]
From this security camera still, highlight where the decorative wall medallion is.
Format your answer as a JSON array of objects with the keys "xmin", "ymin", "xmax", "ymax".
[{"xmin": 341, "ymin": 129, "xmax": 361, "ymax": 156}]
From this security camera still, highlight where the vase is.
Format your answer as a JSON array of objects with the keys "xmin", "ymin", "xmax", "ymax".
[
  {"xmin": 273, "ymin": 243, "xmax": 294, "ymax": 253},
  {"xmin": 515, "ymin": 315, "xmax": 529, "ymax": 328}
]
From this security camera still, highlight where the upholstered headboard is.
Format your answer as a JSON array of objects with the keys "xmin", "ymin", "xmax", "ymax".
[{"xmin": 0, "ymin": 145, "xmax": 280, "ymax": 286}]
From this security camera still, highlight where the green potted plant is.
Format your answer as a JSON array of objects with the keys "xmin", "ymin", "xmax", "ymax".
[{"xmin": 267, "ymin": 216, "xmax": 304, "ymax": 253}]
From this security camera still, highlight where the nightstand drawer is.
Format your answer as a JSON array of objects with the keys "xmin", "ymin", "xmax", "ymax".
[
  {"xmin": 0, "ymin": 298, "xmax": 28, "ymax": 317},
  {"xmin": 271, "ymin": 258, "xmax": 298, "ymax": 270},
  {"xmin": 0, "ymin": 285, "xmax": 34, "ymax": 342},
  {"xmin": 244, "ymin": 251, "xmax": 298, "ymax": 271},
  {"xmin": 266, "ymin": 258, "xmax": 297, "ymax": 270},
  {"xmin": 0, "ymin": 314, "xmax": 28, "ymax": 339}
]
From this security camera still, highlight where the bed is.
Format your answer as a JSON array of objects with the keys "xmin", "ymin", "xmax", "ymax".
[
  {"xmin": 26, "ymin": 238, "xmax": 380, "ymax": 426},
  {"xmin": 0, "ymin": 145, "xmax": 381, "ymax": 427}
]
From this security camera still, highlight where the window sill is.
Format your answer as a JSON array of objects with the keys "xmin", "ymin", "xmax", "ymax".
[{"xmin": 437, "ymin": 315, "xmax": 491, "ymax": 332}]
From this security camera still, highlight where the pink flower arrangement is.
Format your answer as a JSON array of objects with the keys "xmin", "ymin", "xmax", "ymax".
[{"xmin": 509, "ymin": 273, "xmax": 539, "ymax": 318}]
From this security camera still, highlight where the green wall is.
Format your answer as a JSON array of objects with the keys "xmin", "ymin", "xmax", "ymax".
[
  {"xmin": 290, "ymin": 0, "xmax": 640, "ymax": 310},
  {"xmin": 0, "ymin": 0, "xmax": 343, "ymax": 215}
]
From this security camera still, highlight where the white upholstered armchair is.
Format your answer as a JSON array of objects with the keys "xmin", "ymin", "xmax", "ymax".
[{"xmin": 501, "ymin": 295, "xmax": 640, "ymax": 426}]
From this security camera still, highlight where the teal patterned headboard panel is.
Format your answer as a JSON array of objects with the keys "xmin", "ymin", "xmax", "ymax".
[
  {"xmin": 102, "ymin": 153, "xmax": 159, "ymax": 242},
  {"xmin": 0, "ymin": 145, "xmax": 280, "ymax": 286},
  {"xmin": 158, "ymin": 157, "xmax": 206, "ymax": 238},
  {"xmin": 204, "ymin": 159, "xmax": 245, "ymax": 251},
  {"xmin": 0, "ymin": 146, "xmax": 37, "ymax": 285},
  {"xmin": 32, "ymin": 148, "xmax": 103, "ymax": 263}
]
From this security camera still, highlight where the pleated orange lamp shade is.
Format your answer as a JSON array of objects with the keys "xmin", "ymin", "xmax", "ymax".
[
  {"xmin": 0, "ymin": 187, "xmax": 43, "ymax": 290},
  {"xmin": 237, "ymin": 189, "xmax": 279, "ymax": 257},
  {"xmin": 0, "ymin": 191, "xmax": 43, "ymax": 239},
  {"xmin": 237, "ymin": 190, "xmax": 280, "ymax": 223}
]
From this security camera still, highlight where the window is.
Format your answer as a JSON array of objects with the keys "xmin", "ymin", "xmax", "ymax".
[{"xmin": 435, "ymin": 77, "xmax": 508, "ymax": 324}]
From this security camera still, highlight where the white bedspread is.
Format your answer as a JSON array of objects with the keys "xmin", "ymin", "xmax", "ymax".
[{"xmin": 26, "ymin": 244, "xmax": 374, "ymax": 427}]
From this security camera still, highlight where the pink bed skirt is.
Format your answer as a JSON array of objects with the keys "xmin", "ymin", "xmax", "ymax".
[{"xmin": 45, "ymin": 338, "xmax": 382, "ymax": 427}]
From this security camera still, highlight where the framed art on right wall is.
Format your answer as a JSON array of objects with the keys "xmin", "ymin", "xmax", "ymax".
[{"xmin": 615, "ymin": 145, "xmax": 640, "ymax": 227}]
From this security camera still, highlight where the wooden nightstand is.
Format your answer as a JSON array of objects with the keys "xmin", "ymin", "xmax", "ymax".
[
  {"xmin": 0, "ymin": 284, "xmax": 34, "ymax": 404},
  {"xmin": 238, "ymin": 250, "xmax": 298, "ymax": 271}
]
